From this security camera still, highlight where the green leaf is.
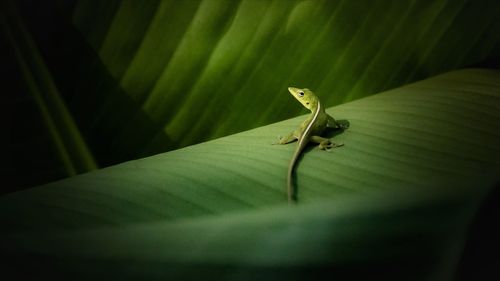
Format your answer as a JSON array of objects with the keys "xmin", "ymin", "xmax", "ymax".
[
  {"xmin": 68, "ymin": 0, "xmax": 500, "ymax": 156},
  {"xmin": 5, "ymin": 0, "xmax": 500, "ymax": 189},
  {"xmin": 1, "ymin": 68, "xmax": 499, "ymax": 280}
]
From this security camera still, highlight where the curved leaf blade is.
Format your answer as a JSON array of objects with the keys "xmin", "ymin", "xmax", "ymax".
[{"xmin": 1, "ymin": 68, "xmax": 500, "ymax": 280}]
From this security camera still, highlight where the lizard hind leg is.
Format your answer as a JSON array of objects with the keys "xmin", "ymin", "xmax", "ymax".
[
  {"xmin": 327, "ymin": 115, "xmax": 350, "ymax": 130},
  {"xmin": 327, "ymin": 115, "xmax": 340, "ymax": 129},
  {"xmin": 310, "ymin": 136, "xmax": 343, "ymax": 151}
]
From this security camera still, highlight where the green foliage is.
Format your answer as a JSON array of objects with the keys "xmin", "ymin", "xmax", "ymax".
[
  {"xmin": 74, "ymin": 0, "xmax": 500, "ymax": 145},
  {"xmin": 1, "ymin": 0, "xmax": 97, "ymax": 190},
  {"xmin": 3, "ymin": 0, "xmax": 500, "ymax": 188},
  {"xmin": 2, "ymin": 0, "xmax": 500, "ymax": 278},
  {"xmin": 1, "ymin": 69, "xmax": 500, "ymax": 280}
]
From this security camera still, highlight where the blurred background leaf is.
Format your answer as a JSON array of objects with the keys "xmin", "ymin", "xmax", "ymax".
[{"xmin": 2, "ymin": 0, "xmax": 500, "ymax": 190}]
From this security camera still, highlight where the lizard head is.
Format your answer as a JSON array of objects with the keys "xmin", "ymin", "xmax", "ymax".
[{"xmin": 288, "ymin": 87, "xmax": 318, "ymax": 111}]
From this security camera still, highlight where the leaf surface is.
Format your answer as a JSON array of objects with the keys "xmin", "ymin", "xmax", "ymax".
[{"xmin": 1, "ymin": 68, "xmax": 500, "ymax": 280}]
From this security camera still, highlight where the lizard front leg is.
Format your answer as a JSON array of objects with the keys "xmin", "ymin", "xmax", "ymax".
[
  {"xmin": 310, "ymin": 135, "xmax": 343, "ymax": 150},
  {"xmin": 274, "ymin": 131, "xmax": 298, "ymax": 145}
]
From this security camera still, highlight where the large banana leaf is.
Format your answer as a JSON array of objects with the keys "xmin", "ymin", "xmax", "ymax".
[
  {"xmin": 3, "ymin": 0, "xmax": 500, "ymax": 190},
  {"xmin": 1, "ymin": 68, "xmax": 499, "ymax": 280}
]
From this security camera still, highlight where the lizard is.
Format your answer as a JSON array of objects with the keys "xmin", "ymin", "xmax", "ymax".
[{"xmin": 275, "ymin": 87, "xmax": 347, "ymax": 204}]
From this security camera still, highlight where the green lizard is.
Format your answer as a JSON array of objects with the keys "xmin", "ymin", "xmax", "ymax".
[{"xmin": 276, "ymin": 87, "xmax": 347, "ymax": 203}]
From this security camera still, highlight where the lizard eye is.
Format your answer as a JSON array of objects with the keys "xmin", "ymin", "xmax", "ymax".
[{"xmin": 298, "ymin": 91, "xmax": 304, "ymax": 97}]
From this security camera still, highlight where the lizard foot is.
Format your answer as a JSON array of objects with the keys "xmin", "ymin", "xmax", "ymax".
[
  {"xmin": 271, "ymin": 136, "xmax": 282, "ymax": 145},
  {"xmin": 319, "ymin": 140, "xmax": 344, "ymax": 151},
  {"xmin": 336, "ymin": 120, "xmax": 350, "ymax": 129}
]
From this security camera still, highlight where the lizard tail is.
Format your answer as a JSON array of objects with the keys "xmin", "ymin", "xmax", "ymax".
[
  {"xmin": 287, "ymin": 146, "xmax": 301, "ymax": 204},
  {"xmin": 286, "ymin": 100, "xmax": 322, "ymax": 204},
  {"xmin": 287, "ymin": 160, "xmax": 296, "ymax": 204}
]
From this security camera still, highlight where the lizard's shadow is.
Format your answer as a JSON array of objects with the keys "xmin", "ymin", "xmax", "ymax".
[{"xmin": 293, "ymin": 119, "xmax": 350, "ymax": 202}]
